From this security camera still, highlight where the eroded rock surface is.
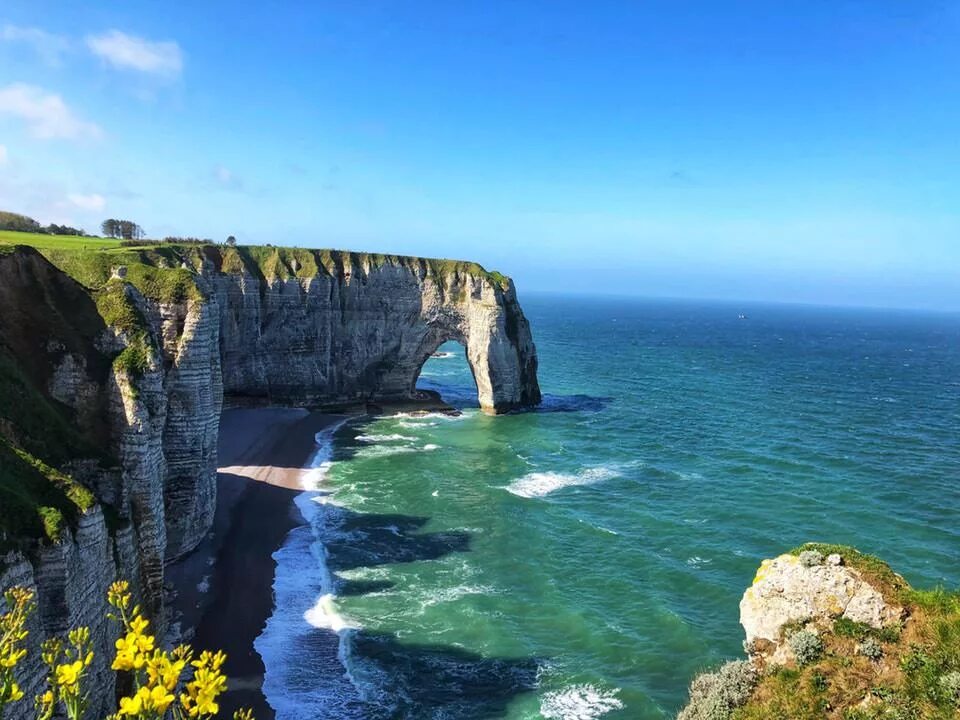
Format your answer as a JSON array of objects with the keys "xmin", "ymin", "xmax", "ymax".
[{"xmin": 740, "ymin": 552, "xmax": 903, "ymax": 661}]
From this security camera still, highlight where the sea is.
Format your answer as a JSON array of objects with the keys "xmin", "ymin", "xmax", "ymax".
[{"xmin": 254, "ymin": 293, "xmax": 960, "ymax": 720}]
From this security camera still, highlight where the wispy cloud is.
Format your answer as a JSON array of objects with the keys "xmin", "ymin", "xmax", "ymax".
[
  {"xmin": 213, "ymin": 165, "xmax": 245, "ymax": 191},
  {"xmin": 67, "ymin": 192, "xmax": 106, "ymax": 211},
  {"xmin": 0, "ymin": 145, "xmax": 7, "ymax": 165},
  {"xmin": 0, "ymin": 83, "xmax": 102, "ymax": 140},
  {"xmin": 86, "ymin": 30, "xmax": 182, "ymax": 77},
  {"xmin": 0, "ymin": 24, "xmax": 70, "ymax": 66}
]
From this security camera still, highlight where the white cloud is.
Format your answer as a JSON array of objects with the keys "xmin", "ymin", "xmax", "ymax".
[
  {"xmin": 0, "ymin": 24, "xmax": 70, "ymax": 66},
  {"xmin": 213, "ymin": 165, "xmax": 245, "ymax": 191},
  {"xmin": 86, "ymin": 30, "xmax": 182, "ymax": 76},
  {"xmin": 67, "ymin": 193, "xmax": 106, "ymax": 211},
  {"xmin": 0, "ymin": 83, "xmax": 102, "ymax": 140},
  {"xmin": 0, "ymin": 145, "xmax": 7, "ymax": 165}
]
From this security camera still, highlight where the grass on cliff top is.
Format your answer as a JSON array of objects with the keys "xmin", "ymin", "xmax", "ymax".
[
  {"xmin": 211, "ymin": 244, "xmax": 511, "ymax": 288},
  {"xmin": 39, "ymin": 247, "xmax": 203, "ymax": 304},
  {"xmin": 0, "ymin": 230, "xmax": 121, "ymax": 249},
  {"xmin": 3, "ymin": 230, "xmax": 513, "ymax": 297},
  {"xmin": 727, "ymin": 545, "xmax": 960, "ymax": 720}
]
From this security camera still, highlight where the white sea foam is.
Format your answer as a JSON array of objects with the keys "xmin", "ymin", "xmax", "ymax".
[
  {"xmin": 420, "ymin": 584, "xmax": 498, "ymax": 608},
  {"xmin": 355, "ymin": 433, "xmax": 416, "ymax": 443},
  {"xmin": 423, "ymin": 443, "xmax": 440, "ymax": 451},
  {"xmin": 540, "ymin": 684, "xmax": 624, "ymax": 719},
  {"xmin": 505, "ymin": 467, "xmax": 621, "ymax": 498},
  {"xmin": 431, "ymin": 351, "xmax": 456, "ymax": 359},
  {"xmin": 255, "ymin": 419, "xmax": 379, "ymax": 718},
  {"xmin": 305, "ymin": 593, "xmax": 358, "ymax": 633}
]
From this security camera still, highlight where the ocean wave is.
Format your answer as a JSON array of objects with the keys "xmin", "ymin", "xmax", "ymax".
[
  {"xmin": 504, "ymin": 466, "xmax": 621, "ymax": 498},
  {"xmin": 430, "ymin": 351, "xmax": 456, "ymax": 359},
  {"xmin": 305, "ymin": 592, "xmax": 359, "ymax": 633},
  {"xmin": 540, "ymin": 684, "xmax": 624, "ymax": 719},
  {"xmin": 389, "ymin": 410, "xmax": 471, "ymax": 421},
  {"xmin": 355, "ymin": 433, "xmax": 416, "ymax": 443},
  {"xmin": 419, "ymin": 584, "xmax": 499, "ymax": 609}
]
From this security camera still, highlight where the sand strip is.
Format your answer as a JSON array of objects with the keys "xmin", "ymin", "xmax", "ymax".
[{"xmin": 166, "ymin": 408, "xmax": 346, "ymax": 719}]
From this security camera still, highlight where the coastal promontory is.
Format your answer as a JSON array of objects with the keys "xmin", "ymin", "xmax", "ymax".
[{"xmin": 0, "ymin": 238, "xmax": 541, "ymax": 718}]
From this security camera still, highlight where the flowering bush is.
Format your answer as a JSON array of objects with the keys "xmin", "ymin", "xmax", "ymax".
[{"xmin": 0, "ymin": 582, "xmax": 252, "ymax": 720}]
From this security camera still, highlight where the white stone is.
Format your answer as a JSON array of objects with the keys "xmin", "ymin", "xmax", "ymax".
[{"xmin": 740, "ymin": 553, "xmax": 902, "ymax": 655}]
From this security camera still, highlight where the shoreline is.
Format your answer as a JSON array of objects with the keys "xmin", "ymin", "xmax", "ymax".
[{"xmin": 165, "ymin": 407, "xmax": 347, "ymax": 719}]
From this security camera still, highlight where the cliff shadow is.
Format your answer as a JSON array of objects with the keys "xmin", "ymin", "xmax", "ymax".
[
  {"xmin": 323, "ymin": 510, "xmax": 472, "ymax": 571},
  {"xmin": 303, "ymin": 629, "xmax": 542, "ymax": 719}
]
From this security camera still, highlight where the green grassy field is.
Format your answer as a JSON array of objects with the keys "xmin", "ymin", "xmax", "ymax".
[{"xmin": 0, "ymin": 230, "xmax": 122, "ymax": 250}]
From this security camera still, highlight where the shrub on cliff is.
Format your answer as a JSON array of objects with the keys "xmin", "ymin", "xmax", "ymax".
[
  {"xmin": 0, "ymin": 582, "xmax": 253, "ymax": 720},
  {"xmin": 788, "ymin": 630, "xmax": 824, "ymax": 666},
  {"xmin": 677, "ymin": 660, "xmax": 757, "ymax": 720}
]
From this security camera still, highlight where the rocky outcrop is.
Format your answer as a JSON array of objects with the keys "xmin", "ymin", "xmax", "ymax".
[
  {"xmin": 741, "ymin": 551, "xmax": 903, "ymax": 664},
  {"xmin": 212, "ymin": 252, "xmax": 540, "ymax": 413},
  {"xmin": 677, "ymin": 545, "xmax": 917, "ymax": 720}
]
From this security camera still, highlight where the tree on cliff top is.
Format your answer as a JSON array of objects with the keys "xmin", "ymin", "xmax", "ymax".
[{"xmin": 101, "ymin": 219, "xmax": 144, "ymax": 240}]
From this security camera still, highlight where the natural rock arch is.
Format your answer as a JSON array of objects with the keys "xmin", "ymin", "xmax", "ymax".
[{"xmin": 214, "ymin": 253, "xmax": 541, "ymax": 414}]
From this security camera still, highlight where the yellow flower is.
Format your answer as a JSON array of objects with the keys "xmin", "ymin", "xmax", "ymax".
[
  {"xmin": 9, "ymin": 682, "xmax": 24, "ymax": 702},
  {"xmin": 234, "ymin": 707, "xmax": 255, "ymax": 720},
  {"xmin": 108, "ymin": 581, "xmax": 132, "ymax": 610},
  {"xmin": 146, "ymin": 652, "xmax": 186, "ymax": 692},
  {"xmin": 146, "ymin": 684, "xmax": 175, "ymax": 714},
  {"xmin": 113, "ymin": 633, "xmax": 146, "ymax": 671},
  {"xmin": 55, "ymin": 660, "xmax": 84, "ymax": 689},
  {"xmin": 118, "ymin": 692, "xmax": 143, "ymax": 716},
  {"xmin": 130, "ymin": 616, "xmax": 149, "ymax": 635},
  {"xmin": 1, "ymin": 648, "xmax": 26, "ymax": 667}
]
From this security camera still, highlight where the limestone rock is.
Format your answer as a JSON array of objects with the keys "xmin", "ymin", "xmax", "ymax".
[
  {"xmin": 740, "ymin": 553, "xmax": 902, "ymax": 662},
  {"xmin": 215, "ymin": 257, "xmax": 540, "ymax": 413}
]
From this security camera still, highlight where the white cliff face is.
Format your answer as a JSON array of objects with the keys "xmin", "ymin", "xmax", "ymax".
[
  {"xmin": 213, "ymin": 255, "xmax": 540, "ymax": 413},
  {"xmin": 740, "ymin": 552, "xmax": 903, "ymax": 664}
]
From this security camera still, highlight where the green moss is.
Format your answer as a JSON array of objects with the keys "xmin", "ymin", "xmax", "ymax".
[
  {"xmin": 40, "ymin": 248, "xmax": 202, "ymax": 304},
  {"xmin": 220, "ymin": 246, "xmax": 246, "ymax": 274},
  {"xmin": 94, "ymin": 281, "xmax": 154, "ymax": 384},
  {"xmin": 0, "ymin": 440, "xmax": 95, "ymax": 549},
  {"xmin": 0, "ymin": 352, "xmax": 103, "ymax": 467}
]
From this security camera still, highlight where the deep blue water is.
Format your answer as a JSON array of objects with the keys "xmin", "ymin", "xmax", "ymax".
[{"xmin": 257, "ymin": 294, "xmax": 960, "ymax": 719}]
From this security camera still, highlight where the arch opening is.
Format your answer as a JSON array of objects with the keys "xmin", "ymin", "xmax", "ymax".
[{"xmin": 412, "ymin": 337, "xmax": 480, "ymax": 410}]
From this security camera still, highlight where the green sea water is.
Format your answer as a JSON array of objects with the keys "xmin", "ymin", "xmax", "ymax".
[{"xmin": 256, "ymin": 294, "xmax": 960, "ymax": 719}]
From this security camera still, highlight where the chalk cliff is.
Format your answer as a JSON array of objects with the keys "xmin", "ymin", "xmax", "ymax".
[
  {"xmin": 210, "ymin": 248, "xmax": 540, "ymax": 413},
  {"xmin": 0, "ymin": 242, "xmax": 540, "ymax": 719}
]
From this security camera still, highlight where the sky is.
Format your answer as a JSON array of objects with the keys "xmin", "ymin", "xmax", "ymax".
[{"xmin": 0, "ymin": 2, "xmax": 958, "ymax": 310}]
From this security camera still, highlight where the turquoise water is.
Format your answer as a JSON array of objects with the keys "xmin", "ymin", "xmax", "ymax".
[{"xmin": 257, "ymin": 295, "xmax": 960, "ymax": 719}]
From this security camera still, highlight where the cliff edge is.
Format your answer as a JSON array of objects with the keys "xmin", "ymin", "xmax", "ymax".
[{"xmin": 678, "ymin": 543, "xmax": 960, "ymax": 720}]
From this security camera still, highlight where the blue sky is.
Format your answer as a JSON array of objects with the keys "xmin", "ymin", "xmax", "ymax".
[{"xmin": 1, "ymin": 2, "xmax": 958, "ymax": 309}]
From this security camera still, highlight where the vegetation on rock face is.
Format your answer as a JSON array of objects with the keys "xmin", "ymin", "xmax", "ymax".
[
  {"xmin": 677, "ymin": 660, "xmax": 758, "ymax": 720},
  {"xmin": 679, "ymin": 544, "xmax": 960, "ymax": 720},
  {"xmin": 0, "ymin": 582, "xmax": 252, "ymax": 720},
  {"xmin": 0, "ymin": 349, "xmax": 102, "ymax": 552}
]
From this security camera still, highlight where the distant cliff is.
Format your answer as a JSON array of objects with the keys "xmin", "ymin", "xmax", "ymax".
[{"xmin": 0, "ymin": 241, "xmax": 540, "ymax": 719}]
